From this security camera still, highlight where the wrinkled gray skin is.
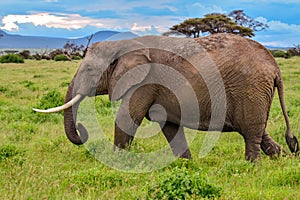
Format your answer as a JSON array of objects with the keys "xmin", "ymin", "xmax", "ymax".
[{"xmin": 64, "ymin": 34, "xmax": 299, "ymax": 161}]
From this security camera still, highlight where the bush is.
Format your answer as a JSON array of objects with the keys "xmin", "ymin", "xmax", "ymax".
[
  {"xmin": 54, "ymin": 54, "xmax": 69, "ymax": 61},
  {"xmin": 0, "ymin": 144, "xmax": 23, "ymax": 161},
  {"xmin": 49, "ymin": 49, "xmax": 64, "ymax": 60},
  {"xmin": 37, "ymin": 89, "xmax": 64, "ymax": 110},
  {"xmin": 19, "ymin": 50, "xmax": 31, "ymax": 59},
  {"xmin": 0, "ymin": 54, "xmax": 24, "ymax": 63},
  {"xmin": 147, "ymin": 167, "xmax": 222, "ymax": 199},
  {"xmin": 270, "ymin": 50, "xmax": 292, "ymax": 59},
  {"xmin": 33, "ymin": 89, "xmax": 65, "ymax": 123},
  {"xmin": 32, "ymin": 54, "xmax": 42, "ymax": 60},
  {"xmin": 72, "ymin": 55, "xmax": 82, "ymax": 60},
  {"xmin": 41, "ymin": 54, "xmax": 51, "ymax": 60},
  {"xmin": 287, "ymin": 47, "xmax": 300, "ymax": 57}
]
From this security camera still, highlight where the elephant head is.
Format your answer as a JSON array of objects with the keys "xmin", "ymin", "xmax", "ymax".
[{"xmin": 33, "ymin": 39, "xmax": 152, "ymax": 145}]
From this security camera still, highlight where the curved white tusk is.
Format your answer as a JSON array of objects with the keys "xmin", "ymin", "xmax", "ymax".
[{"xmin": 33, "ymin": 94, "xmax": 82, "ymax": 113}]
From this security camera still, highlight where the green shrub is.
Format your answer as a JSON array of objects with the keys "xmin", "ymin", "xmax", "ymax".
[
  {"xmin": 147, "ymin": 167, "xmax": 222, "ymax": 199},
  {"xmin": 0, "ymin": 144, "xmax": 22, "ymax": 161},
  {"xmin": 59, "ymin": 81, "xmax": 70, "ymax": 87},
  {"xmin": 19, "ymin": 50, "xmax": 31, "ymax": 59},
  {"xmin": 0, "ymin": 54, "xmax": 24, "ymax": 63},
  {"xmin": 33, "ymin": 89, "xmax": 65, "ymax": 123},
  {"xmin": 0, "ymin": 86, "xmax": 9, "ymax": 93},
  {"xmin": 54, "ymin": 54, "xmax": 69, "ymax": 61},
  {"xmin": 37, "ymin": 89, "xmax": 64, "ymax": 110},
  {"xmin": 270, "ymin": 50, "xmax": 292, "ymax": 59},
  {"xmin": 20, "ymin": 80, "xmax": 39, "ymax": 91},
  {"xmin": 72, "ymin": 55, "xmax": 82, "ymax": 60}
]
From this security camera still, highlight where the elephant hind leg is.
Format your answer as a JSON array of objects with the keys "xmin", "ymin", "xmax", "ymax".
[
  {"xmin": 241, "ymin": 125, "xmax": 265, "ymax": 161},
  {"xmin": 160, "ymin": 122, "xmax": 191, "ymax": 159},
  {"xmin": 261, "ymin": 131, "xmax": 286, "ymax": 157}
]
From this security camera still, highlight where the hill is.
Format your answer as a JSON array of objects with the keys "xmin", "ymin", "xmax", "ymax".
[
  {"xmin": 0, "ymin": 30, "xmax": 290, "ymax": 50},
  {"xmin": 0, "ymin": 30, "xmax": 138, "ymax": 49}
]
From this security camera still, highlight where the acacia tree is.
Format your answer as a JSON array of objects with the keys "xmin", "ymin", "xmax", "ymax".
[
  {"xmin": 202, "ymin": 13, "xmax": 254, "ymax": 37},
  {"xmin": 164, "ymin": 18, "xmax": 206, "ymax": 38},
  {"xmin": 63, "ymin": 41, "xmax": 85, "ymax": 56},
  {"xmin": 164, "ymin": 10, "xmax": 267, "ymax": 38},
  {"xmin": 229, "ymin": 10, "xmax": 268, "ymax": 32},
  {"xmin": 288, "ymin": 44, "xmax": 300, "ymax": 56}
]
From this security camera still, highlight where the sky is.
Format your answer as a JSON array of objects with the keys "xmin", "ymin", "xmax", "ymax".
[{"xmin": 0, "ymin": 0, "xmax": 299, "ymax": 47}]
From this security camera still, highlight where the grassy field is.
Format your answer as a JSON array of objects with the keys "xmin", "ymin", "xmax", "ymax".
[{"xmin": 0, "ymin": 58, "xmax": 299, "ymax": 199}]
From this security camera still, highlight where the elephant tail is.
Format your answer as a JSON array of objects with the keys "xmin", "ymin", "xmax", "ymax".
[{"xmin": 275, "ymin": 71, "xmax": 299, "ymax": 153}]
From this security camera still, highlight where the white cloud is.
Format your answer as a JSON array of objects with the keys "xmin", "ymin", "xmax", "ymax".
[
  {"xmin": 255, "ymin": 16, "xmax": 300, "ymax": 33},
  {"xmin": 131, "ymin": 23, "xmax": 152, "ymax": 32},
  {"xmin": 0, "ymin": 12, "xmax": 179, "ymax": 37},
  {"xmin": 128, "ymin": 15, "xmax": 180, "ymax": 35},
  {"xmin": 69, "ymin": 0, "xmax": 176, "ymax": 13},
  {"xmin": 187, "ymin": 3, "xmax": 226, "ymax": 17},
  {"xmin": 255, "ymin": 17, "xmax": 268, "ymax": 24},
  {"xmin": 254, "ymin": 17, "xmax": 300, "ymax": 47},
  {"xmin": 44, "ymin": 0, "xmax": 58, "ymax": 2},
  {"xmin": 268, "ymin": 21, "xmax": 300, "ymax": 32},
  {"xmin": 131, "ymin": 23, "xmax": 160, "ymax": 35},
  {"xmin": 241, "ymin": 0, "xmax": 299, "ymax": 3},
  {"xmin": 0, "ymin": 13, "xmax": 108, "ymax": 31}
]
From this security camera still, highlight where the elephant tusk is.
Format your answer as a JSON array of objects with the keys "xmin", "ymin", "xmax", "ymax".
[{"xmin": 33, "ymin": 94, "xmax": 82, "ymax": 113}]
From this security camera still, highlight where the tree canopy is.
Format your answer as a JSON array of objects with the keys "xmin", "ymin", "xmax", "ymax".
[
  {"xmin": 229, "ymin": 10, "xmax": 268, "ymax": 32},
  {"xmin": 164, "ymin": 10, "xmax": 268, "ymax": 38}
]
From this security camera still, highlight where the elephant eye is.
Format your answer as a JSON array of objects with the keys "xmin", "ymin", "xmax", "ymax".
[{"xmin": 87, "ymin": 66, "xmax": 93, "ymax": 72}]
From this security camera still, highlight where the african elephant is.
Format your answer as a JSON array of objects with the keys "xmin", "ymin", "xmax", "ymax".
[{"xmin": 34, "ymin": 34, "xmax": 299, "ymax": 161}]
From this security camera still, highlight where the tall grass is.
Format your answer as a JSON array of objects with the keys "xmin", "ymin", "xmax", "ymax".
[{"xmin": 0, "ymin": 58, "xmax": 299, "ymax": 199}]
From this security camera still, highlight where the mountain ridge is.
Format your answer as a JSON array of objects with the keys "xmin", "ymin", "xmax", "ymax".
[
  {"xmin": 0, "ymin": 29, "xmax": 291, "ymax": 50},
  {"xmin": 0, "ymin": 30, "xmax": 138, "ymax": 49}
]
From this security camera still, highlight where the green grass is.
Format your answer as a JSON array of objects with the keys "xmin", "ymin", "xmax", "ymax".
[{"xmin": 0, "ymin": 58, "xmax": 299, "ymax": 199}]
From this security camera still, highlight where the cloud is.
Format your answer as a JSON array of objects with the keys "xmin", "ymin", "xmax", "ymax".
[
  {"xmin": 186, "ymin": 3, "xmax": 226, "ymax": 17},
  {"xmin": 131, "ymin": 23, "xmax": 160, "ymax": 35},
  {"xmin": 255, "ymin": 17, "xmax": 300, "ymax": 33},
  {"xmin": 0, "ymin": 13, "xmax": 107, "ymax": 31},
  {"xmin": 254, "ymin": 17, "xmax": 300, "ymax": 46},
  {"xmin": 268, "ymin": 21, "xmax": 300, "ymax": 32},
  {"xmin": 68, "ymin": 0, "xmax": 177, "ymax": 13},
  {"xmin": 128, "ymin": 15, "xmax": 180, "ymax": 35},
  {"xmin": 241, "ymin": 0, "xmax": 299, "ymax": 3},
  {"xmin": 0, "ymin": 12, "xmax": 179, "ymax": 37},
  {"xmin": 44, "ymin": 0, "xmax": 58, "ymax": 2}
]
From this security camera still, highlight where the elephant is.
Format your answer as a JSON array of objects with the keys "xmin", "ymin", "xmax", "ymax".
[{"xmin": 33, "ymin": 33, "xmax": 299, "ymax": 161}]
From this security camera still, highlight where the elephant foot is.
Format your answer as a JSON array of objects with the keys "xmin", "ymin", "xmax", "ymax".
[
  {"xmin": 160, "ymin": 122, "xmax": 192, "ymax": 159},
  {"xmin": 261, "ymin": 133, "xmax": 286, "ymax": 157},
  {"xmin": 178, "ymin": 149, "xmax": 192, "ymax": 159},
  {"xmin": 245, "ymin": 150, "xmax": 262, "ymax": 162}
]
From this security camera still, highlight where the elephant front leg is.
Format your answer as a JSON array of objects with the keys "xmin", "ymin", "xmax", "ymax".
[
  {"xmin": 160, "ymin": 122, "xmax": 191, "ymax": 159},
  {"xmin": 114, "ymin": 102, "xmax": 141, "ymax": 150},
  {"xmin": 114, "ymin": 123, "xmax": 135, "ymax": 149},
  {"xmin": 114, "ymin": 89, "xmax": 154, "ymax": 150}
]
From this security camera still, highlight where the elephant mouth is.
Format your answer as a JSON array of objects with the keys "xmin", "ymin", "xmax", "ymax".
[{"xmin": 33, "ymin": 94, "xmax": 83, "ymax": 113}]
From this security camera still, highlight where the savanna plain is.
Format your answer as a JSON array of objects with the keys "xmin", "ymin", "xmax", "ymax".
[{"xmin": 0, "ymin": 57, "xmax": 299, "ymax": 199}]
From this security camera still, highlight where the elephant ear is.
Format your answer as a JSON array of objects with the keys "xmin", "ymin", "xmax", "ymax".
[{"xmin": 109, "ymin": 48, "xmax": 151, "ymax": 101}]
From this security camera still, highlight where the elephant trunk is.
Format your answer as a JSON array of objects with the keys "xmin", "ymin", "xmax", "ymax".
[{"xmin": 63, "ymin": 80, "xmax": 88, "ymax": 145}]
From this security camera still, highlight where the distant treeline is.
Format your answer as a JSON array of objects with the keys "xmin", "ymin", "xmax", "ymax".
[
  {"xmin": 1, "ymin": 43, "xmax": 300, "ymax": 64},
  {"xmin": 269, "ymin": 46, "xmax": 300, "ymax": 59}
]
